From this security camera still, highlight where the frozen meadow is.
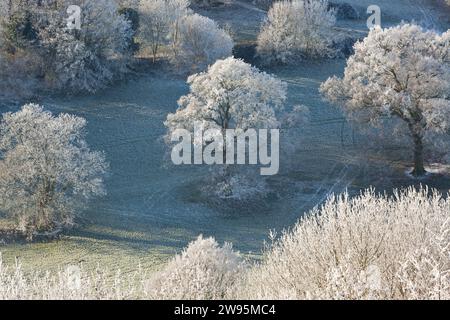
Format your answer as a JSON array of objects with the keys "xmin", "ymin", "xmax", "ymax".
[{"xmin": 0, "ymin": 0, "xmax": 449, "ymax": 299}]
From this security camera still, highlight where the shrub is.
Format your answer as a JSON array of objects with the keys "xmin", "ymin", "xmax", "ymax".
[
  {"xmin": 237, "ymin": 187, "xmax": 450, "ymax": 299},
  {"xmin": 1, "ymin": 9, "xmax": 38, "ymax": 52},
  {"xmin": 0, "ymin": 49, "xmax": 43, "ymax": 101},
  {"xmin": 146, "ymin": 235, "xmax": 244, "ymax": 299}
]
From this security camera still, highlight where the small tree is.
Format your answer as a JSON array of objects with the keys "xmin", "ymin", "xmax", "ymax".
[
  {"xmin": 0, "ymin": 104, "xmax": 108, "ymax": 237},
  {"xmin": 139, "ymin": 0, "xmax": 172, "ymax": 62},
  {"xmin": 170, "ymin": 14, "xmax": 234, "ymax": 72},
  {"xmin": 139, "ymin": 0, "xmax": 190, "ymax": 62},
  {"xmin": 321, "ymin": 24, "xmax": 450, "ymax": 176},
  {"xmin": 256, "ymin": 0, "xmax": 336, "ymax": 65}
]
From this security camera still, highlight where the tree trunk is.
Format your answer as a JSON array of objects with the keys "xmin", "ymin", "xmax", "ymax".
[{"xmin": 411, "ymin": 132, "xmax": 426, "ymax": 177}]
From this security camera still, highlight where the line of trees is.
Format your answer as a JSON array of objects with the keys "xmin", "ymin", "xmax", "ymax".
[
  {"xmin": 0, "ymin": 0, "xmax": 234, "ymax": 100},
  {"xmin": 0, "ymin": 0, "xmax": 133, "ymax": 98}
]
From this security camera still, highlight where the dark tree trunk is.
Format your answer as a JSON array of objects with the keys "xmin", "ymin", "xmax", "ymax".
[{"xmin": 411, "ymin": 132, "xmax": 426, "ymax": 177}]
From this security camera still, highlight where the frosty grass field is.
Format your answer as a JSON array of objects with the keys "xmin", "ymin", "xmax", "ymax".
[{"xmin": 0, "ymin": 0, "xmax": 449, "ymax": 277}]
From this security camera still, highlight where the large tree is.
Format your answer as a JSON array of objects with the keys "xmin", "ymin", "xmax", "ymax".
[
  {"xmin": 321, "ymin": 24, "xmax": 450, "ymax": 176},
  {"xmin": 165, "ymin": 57, "xmax": 287, "ymax": 144},
  {"xmin": 0, "ymin": 104, "xmax": 108, "ymax": 237}
]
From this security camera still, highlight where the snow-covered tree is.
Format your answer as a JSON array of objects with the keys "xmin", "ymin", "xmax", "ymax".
[
  {"xmin": 146, "ymin": 235, "xmax": 244, "ymax": 299},
  {"xmin": 139, "ymin": 0, "xmax": 190, "ymax": 62},
  {"xmin": 256, "ymin": 0, "xmax": 337, "ymax": 65},
  {"xmin": 165, "ymin": 0, "xmax": 192, "ymax": 48},
  {"xmin": 321, "ymin": 24, "xmax": 450, "ymax": 176},
  {"xmin": 170, "ymin": 13, "xmax": 233, "ymax": 72},
  {"xmin": 165, "ymin": 57, "xmax": 286, "ymax": 142},
  {"xmin": 0, "ymin": 104, "xmax": 108, "ymax": 238}
]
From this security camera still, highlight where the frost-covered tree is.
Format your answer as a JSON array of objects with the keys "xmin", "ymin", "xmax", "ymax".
[
  {"xmin": 256, "ymin": 0, "xmax": 337, "ymax": 65},
  {"xmin": 165, "ymin": 58, "xmax": 286, "ymax": 197},
  {"xmin": 165, "ymin": 0, "xmax": 192, "ymax": 48},
  {"xmin": 165, "ymin": 57, "xmax": 286, "ymax": 144},
  {"xmin": 0, "ymin": 104, "xmax": 108, "ymax": 238},
  {"xmin": 139, "ymin": 0, "xmax": 171, "ymax": 62},
  {"xmin": 321, "ymin": 24, "xmax": 450, "ymax": 176},
  {"xmin": 146, "ymin": 235, "xmax": 244, "ymax": 300},
  {"xmin": 139, "ymin": 0, "xmax": 190, "ymax": 62},
  {"xmin": 170, "ymin": 14, "xmax": 233, "ymax": 72},
  {"xmin": 237, "ymin": 187, "xmax": 450, "ymax": 300}
]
